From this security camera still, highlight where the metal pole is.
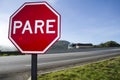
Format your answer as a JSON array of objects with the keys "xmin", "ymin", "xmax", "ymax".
[{"xmin": 31, "ymin": 54, "xmax": 37, "ymax": 80}]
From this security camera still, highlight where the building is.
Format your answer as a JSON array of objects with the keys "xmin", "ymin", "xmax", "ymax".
[{"xmin": 69, "ymin": 43, "xmax": 93, "ymax": 49}]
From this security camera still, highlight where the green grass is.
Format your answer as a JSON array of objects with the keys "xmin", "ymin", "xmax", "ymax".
[{"xmin": 38, "ymin": 56, "xmax": 120, "ymax": 80}]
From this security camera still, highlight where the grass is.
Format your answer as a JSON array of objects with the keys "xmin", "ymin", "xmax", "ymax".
[
  {"xmin": 38, "ymin": 56, "xmax": 120, "ymax": 80},
  {"xmin": 0, "ymin": 52, "xmax": 23, "ymax": 56}
]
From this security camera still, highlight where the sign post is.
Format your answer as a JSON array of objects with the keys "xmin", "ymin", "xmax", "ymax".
[
  {"xmin": 31, "ymin": 54, "xmax": 37, "ymax": 80},
  {"xmin": 8, "ymin": 2, "xmax": 61, "ymax": 80}
]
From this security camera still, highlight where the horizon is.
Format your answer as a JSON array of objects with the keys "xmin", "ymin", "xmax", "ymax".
[{"xmin": 0, "ymin": 40, "xmax": 120, "ymax": 52}]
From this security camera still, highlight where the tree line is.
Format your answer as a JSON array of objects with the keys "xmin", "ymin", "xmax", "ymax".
[{"xmin": 94, "ymin": 41, "xmax": 120, "ymax": 48}]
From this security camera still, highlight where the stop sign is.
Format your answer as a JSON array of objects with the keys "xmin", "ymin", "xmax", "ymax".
[{"xmin": 8, "ymin": 2, "xmax": 61, "ymax": 54}]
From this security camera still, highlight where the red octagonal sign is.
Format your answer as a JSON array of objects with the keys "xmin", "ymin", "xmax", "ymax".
[{"xmin": 8, "ymin": 2, "xmax": 61, "ymax": 54}]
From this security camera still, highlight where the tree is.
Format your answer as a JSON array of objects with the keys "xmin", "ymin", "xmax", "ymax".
[
  {"xmin": 99, "ymin": 41, "xmax": 120, "ymax": 47},
  {"xmin": 50, "ymin": 40, "xmax": 70, "ymax": 50}
]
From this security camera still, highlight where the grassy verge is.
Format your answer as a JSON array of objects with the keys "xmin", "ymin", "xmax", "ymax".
[{"xmin": 38, "ymin": 56, "xmax": 120, "ymax": 80}]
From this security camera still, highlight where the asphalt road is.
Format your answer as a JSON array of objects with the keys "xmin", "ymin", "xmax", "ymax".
[{"xmin": 0, "ymin": 48, "xmax": 120, "ymax": 75}]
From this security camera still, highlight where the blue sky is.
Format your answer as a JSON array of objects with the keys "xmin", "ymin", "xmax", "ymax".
[{"xmin": 0, "ymin": 0, "xmax": 120, "ymax": 47}]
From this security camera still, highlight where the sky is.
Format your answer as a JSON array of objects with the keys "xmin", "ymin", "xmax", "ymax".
[{"xmin": 0, "ymin": 0, "xmax": 120, "ymax": 48}]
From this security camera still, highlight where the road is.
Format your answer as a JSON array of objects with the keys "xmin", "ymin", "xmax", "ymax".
[{"xmin": 0, "ymin": 48, "xmax": 120, "ymax": 75}]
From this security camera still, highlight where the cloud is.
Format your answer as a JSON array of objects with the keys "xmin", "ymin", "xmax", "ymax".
[{"xmin": 0, "ymin": 14, "xmax": 13, "ymax": 47}]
